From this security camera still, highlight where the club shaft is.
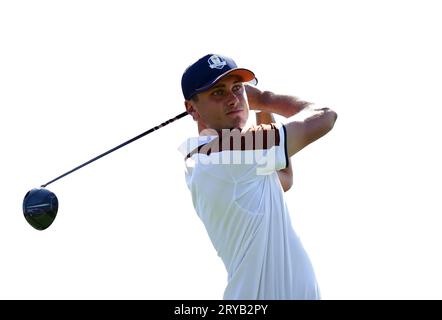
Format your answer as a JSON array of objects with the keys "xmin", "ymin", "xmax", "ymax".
[{"xmin": 41, "ymin": 111, "xmax": 189, "ymax": 188}]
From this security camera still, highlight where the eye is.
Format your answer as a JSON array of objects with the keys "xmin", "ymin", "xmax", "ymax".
[
  {"xmin": 232, "ymin": 84, "xmax": 243, "ymax": 92},
  {"xmin": 211, "ymin": 89, "xmax": 224, "ymax": 96}
]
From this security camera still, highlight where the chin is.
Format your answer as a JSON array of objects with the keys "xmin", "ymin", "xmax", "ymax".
[
  {"xmin": 229, "ymin": 113, "xmax": 248, "ymax": 128},
  {"xmin": 231, "ymin": 119, "xmax": 248, "ymax": 130}
]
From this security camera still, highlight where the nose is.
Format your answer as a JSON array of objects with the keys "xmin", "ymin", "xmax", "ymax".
[{"xmin": 226, "ymin": 91, "xmax": 240, "ymax": 107}]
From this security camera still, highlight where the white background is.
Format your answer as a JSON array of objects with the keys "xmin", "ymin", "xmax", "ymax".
[{"xmin": 1, "ymin": 0, "xmax": 441, "ymax": 299}]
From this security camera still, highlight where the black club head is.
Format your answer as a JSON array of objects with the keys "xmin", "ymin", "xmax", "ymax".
[{"xmin": 23, "ymin": 188, "xmax": 58, "ymax": 230}]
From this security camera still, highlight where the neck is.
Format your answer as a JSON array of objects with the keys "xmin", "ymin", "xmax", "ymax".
[{"xmin": 197, "ymin": 121, "xmax": 207, "ymax": 134}]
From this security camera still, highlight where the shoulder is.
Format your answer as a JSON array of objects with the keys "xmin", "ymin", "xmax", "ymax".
[{"xmin": 178, "ymin": 135, "xmax": 217, "ymax": 160}]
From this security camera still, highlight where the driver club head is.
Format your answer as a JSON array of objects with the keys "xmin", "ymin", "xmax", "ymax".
[{"xmin": 23, "ymin": 188, "xmax": 58, "ymax": 230}]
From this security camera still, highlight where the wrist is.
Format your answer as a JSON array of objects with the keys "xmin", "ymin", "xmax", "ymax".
[{"xmin": 255, "ymin": 90, "xmax": 274, "ymax": 113}]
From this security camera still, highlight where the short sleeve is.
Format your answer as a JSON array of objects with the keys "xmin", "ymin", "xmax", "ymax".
[
  {"xmin": 248, "ymin": 122, "xmax": 288, "ymax": 175},
  {"xmin": 179, "ymin": 123, "xmax": 288, "ymax": 178}
]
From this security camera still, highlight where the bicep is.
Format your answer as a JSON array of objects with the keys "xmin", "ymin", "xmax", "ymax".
[{"xmin": 284, "ymin": 108, "xmax": 337, "ymax": 157}]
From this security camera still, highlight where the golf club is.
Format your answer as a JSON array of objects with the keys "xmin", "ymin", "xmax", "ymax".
[{"xmin": 23, "ymin": 111, "xmax": 189, "ymax": 230}]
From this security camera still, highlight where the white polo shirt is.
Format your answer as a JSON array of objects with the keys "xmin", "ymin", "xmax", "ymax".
[{"xmin": 179, "ymin": 123, "xmax": 320, "ymax": 300}]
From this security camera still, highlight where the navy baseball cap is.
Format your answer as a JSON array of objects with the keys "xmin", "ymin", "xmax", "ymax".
[{"xmin": 181, "ymin": 54, "xmax": 257, "ymax": 100}]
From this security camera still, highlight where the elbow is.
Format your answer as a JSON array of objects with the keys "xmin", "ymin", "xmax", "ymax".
[
  {"xmin": 280, "ymin": 176, "xmax": 293, "ymax": 192},
  {"xmin": 323, "ymin": 109, "xmax": 338, "ymax": 135},
  {"xmin": 283, "ymin": 180, "xmax": 293, "ymax": 192},
  {"xmin": 330, "ymin": 109, "xmax": 338, "ymax": 127},
  {"xmin": 278, "ymin": 169, "xmax": 293, "ymax": 192},
  {"xmin": 306, "ymin": 109, "xmax": 337, "ymax": 144},
  {"xmin": 277, "ymin": 167, "xmax": 293, "ymax": 192}
]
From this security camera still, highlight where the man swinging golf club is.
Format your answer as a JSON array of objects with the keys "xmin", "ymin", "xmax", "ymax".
[{"xmin": 179, "ymin": 54, "xmax": 337, "ymax": 299}]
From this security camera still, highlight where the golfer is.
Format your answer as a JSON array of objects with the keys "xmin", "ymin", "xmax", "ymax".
[{"xmin": 179, "ymin": 54, "xmax": 337, "ymax": 299}]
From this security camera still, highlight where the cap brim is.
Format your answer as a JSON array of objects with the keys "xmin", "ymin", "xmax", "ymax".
[{"xmin": 195, "ymin": 68, "xmax": 257, "ymax": 93}]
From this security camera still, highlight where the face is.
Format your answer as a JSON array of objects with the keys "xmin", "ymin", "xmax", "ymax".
[{"xmin": 185, "ymin": 75, "xmax": 249, "ymax": 132}]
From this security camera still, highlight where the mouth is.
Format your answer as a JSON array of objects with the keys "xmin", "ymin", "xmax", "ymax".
[{"xmin": 226, "ymin": 109, "xmax": 244, "ymax": 115}]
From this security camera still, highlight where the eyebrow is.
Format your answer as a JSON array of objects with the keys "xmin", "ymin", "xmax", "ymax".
[{"xmin": 210, "ymin": 81, "xmax": 242, "ymax": 90}]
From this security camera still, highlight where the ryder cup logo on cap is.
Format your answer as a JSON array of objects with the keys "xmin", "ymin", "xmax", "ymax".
[
  {"xmin": 208, "ymin": 55, "xmax": 227, "ymax": 69},
  {"xmin": 181, "ymin": 53, "xmax": 258, "ymax": 100}
]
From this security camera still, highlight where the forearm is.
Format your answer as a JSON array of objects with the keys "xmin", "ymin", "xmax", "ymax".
[{"xmin": 246, "ymin": 85, "xmax": 311, "ymax": 118}]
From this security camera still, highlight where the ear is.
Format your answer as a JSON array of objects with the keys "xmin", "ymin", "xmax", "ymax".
[{"xmin": 184, "ymin": 100, "xmax": 200, "ymax": 121}]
